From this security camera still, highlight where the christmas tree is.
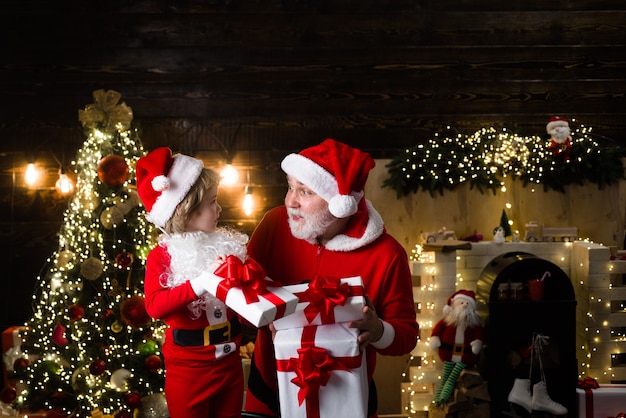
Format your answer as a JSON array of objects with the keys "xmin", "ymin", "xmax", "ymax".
[
  {"xmin": 9, "ymin": 90, "xmax": 167, "ymax": 417},
  {"xmin": 499, "ymin": 209, "xmax": 512, "ymax": 238}
]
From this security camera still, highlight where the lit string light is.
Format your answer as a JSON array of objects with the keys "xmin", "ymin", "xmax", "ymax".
[{"xmin": 384, "ymin": 123, "xmax": 625, "ymax": 197}]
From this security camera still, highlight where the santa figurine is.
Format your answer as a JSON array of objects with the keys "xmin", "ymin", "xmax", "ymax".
[
  {"xmin": 429, "ymin": 290, "xmax": 484, "ymax": 405},
  {"xmin": 546, "ymin": 116, "xmax": 572, "ymax": 158}
]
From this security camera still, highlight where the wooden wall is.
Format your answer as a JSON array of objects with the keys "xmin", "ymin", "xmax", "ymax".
[{"xmin": 2, "ymin": 0, "xmax": 625, "ymax": 359}]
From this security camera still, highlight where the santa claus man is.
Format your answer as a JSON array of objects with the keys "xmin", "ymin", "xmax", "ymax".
[{"xmin": 429, "ymin": 290, "xmax": 484, "ymax": 405}]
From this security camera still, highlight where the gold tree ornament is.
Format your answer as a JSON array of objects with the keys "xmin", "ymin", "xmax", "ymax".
[
  {"xmin": 80, "ymin": 256, "xmax": 104, "ymax": 281},
  {"xmin": 78, "ymin": 89, "xmax": 133, "ymax": 133}
]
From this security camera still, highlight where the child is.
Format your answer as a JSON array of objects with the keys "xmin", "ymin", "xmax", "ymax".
[{"xmin": 136, "ymin": 147, "xmax": 247, "ymax": 418}]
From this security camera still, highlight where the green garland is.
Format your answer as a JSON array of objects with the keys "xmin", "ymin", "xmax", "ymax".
[{"xmin": 383, "ymin": 124, "xmax": 626, "ymax": 197}]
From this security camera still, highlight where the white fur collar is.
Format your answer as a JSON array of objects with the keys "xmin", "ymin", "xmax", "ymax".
[{"xmin": 324, "ymin": 200, "xmax": 384, "ymax": 252}]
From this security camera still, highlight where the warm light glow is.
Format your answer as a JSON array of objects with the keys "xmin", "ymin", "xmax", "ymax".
[
  {"xmin": 242, "ymin": 186, "xmax": 254, "ymax": 216},
  {"xmin": 220, "ymin": 164, "xmax": 239, "ymax": 186},
  {"xmin": 25, "ymin": 163, "xmax": 43, "ymax": 186},
  {"xmin": 55, "ymin": 172, "xmax": 75, "ymax": 195}
]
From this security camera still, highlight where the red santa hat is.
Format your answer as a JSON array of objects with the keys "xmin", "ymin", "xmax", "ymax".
[
  {"xmin": 280, "ymin": 138, "xmax": 376, "ymax": 218},
  {"xmin": 546, "ymin": 115, "xmax": 569, "ymax": 133},
  {"xmin": 443, "ymin": 290, "xmax": 477, "ymax": 314},
  {"xmin": 136, "ymin": 147, "xmax": 204, "ymax": 228}
]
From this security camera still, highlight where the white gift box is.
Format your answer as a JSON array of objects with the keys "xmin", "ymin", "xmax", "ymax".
[
  {"xmin": 203, "ymin": 257, "xmax": 298, "ymax": 327},
  {"xmin": 273, "ymin": 276, "xmax": 365, "ymax": 330},
  {"xmin": 275, "ymin": 323, "xmax": 368, "ymax": 418},
  {"xmin": 576, "ymin": 384, "xmax": 626, "ymax": 418}
]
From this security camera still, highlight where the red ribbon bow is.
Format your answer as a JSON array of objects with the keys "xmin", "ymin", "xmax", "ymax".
[
  {"xmin": 301, "ymin": 276, "xmax": 353, "ymax": 323},
  {"xmin": 577, "ymin": 376, "xmax": 599, "ymax": 389},
  {"xmin": 289, "ymin": 346, "xmax": 350, "ymax": 407},
  {"xmin": 213, "ymin": 255, "xmax": 271, "ymax": 304}
]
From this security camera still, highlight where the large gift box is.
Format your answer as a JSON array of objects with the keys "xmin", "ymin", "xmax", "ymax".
[
  {"xmin": 275, "ymin": 323, "xmax": 368, "ymax": 418},
  {"xmin": 576, "ymin": 382, "xmax": 626, "ymax": 418},
  {"xmin": 273, "ymin": 276, "xmax": 365, "ymax": 330},
  {"xmin": 204, "ymin": 255, "xmax": 298, "ymax": 327}
]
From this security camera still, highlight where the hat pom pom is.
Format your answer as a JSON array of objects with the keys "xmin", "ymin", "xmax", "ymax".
[
  {"xmin": 329, "ymin": 195, "xmax": 357, "ymax": 218},
  {"xmin": 151, "ymin": 175, "xmax": 170, "ymax": 192}
]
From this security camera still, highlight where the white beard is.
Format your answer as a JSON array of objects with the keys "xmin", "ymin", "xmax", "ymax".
[
  {"xmin": 287, "ymin": 206, "xmax": 336, "ymax": 244},
  {"xmin": 549, "ymin": 125, "xmax": 571, "ymax": 144},
  {"xmin": 159, "ymin": 228, "xmax": 249, "ymax": 320},
  {"xmin": 443, "ymin": 303, "xmax": 480, "ymax": 329}
]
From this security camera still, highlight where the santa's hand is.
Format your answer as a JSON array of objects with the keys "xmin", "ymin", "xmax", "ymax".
[{"xmin": 349, "ymin": 296, "xmax": 384, "ymax": 351}]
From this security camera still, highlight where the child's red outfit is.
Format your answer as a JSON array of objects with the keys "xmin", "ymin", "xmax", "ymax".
[
  {"xmin": 137, "ymin": 146, "xmax": 248, "ymax": 418},
  {"xmin": 144, "ymin": 230, "xmax": 247, "ymax": 418}
]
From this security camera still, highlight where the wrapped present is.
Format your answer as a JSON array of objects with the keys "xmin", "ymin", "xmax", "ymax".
[
  {"xmin": 273, "ymin": 276, "xmax": 365, "ymax": 330},
  {"xmin": 275, "ymin": 323, "xmax": 368, "ymax": 418},
  {"xmin": 206, "ymin": 255, "xmax": 298, "ymax": 327},
  {"xmin": 576, "ymin": 378, "xmax": 626, "ymax": 418},
  {"xmin": 2, "ymin": 326, "xmax": 26, "ymax": 387}
]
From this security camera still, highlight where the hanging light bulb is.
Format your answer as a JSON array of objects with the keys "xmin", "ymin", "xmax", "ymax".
[
  {"xmin": 25, "ymin": 162, "xmax": 43, "ymax": 187},
  {"xmin": 242, "ymin": 185, "xmax": 254, "ymax": 216},
  {"xmin": 55, "ymin": 168, "xmax": 75, "ymax": 195},
  {"xmin": 220, "ymin": 163, "xmax": 239, "ymax": 187}
]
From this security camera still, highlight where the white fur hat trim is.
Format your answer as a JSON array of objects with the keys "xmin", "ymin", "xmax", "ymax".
[
  {"xmin": 146, "ymin": 154, "xmax": 203, "ymax": 227},
  {"xmin": 281, "ymin": 153, "xmax": 363, "ymax": 218}
]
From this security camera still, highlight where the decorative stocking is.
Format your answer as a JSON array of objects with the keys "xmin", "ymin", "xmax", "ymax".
[{"xmin": 436, "ymin": 361, "xmax": 466, "ymax": 405}]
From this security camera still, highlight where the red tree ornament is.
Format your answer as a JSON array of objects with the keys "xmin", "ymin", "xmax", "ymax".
[
  {"xmin": 68, "ymin": 304, "xmax": 85, "ymax": 321},
  {"xmin": 124, "ymin": 392, "xmax": 142, "ymax": 409},
  {"xmin": 89, "ymin": 359, "xmax": 107, "ymax": 376},
  {"xmin": 115, "ymin": 251, "xmax": 134, "ymax": 269},
  {"xmin": 51, "ymin": 322, "xmax": 68, "ymax": 347},
  {"xmin": 115, "ymin": 412, "xmax": 133, "ymax": 418},
  {"xmin": 144, "ymin": 354, "xmax": 163, "ymax": 372},
  {"xmin": 98, "ymin": 154, "xmax": 129, "ymax": 187},
  {"xmin": 120, "ymin": 295, "xmax": 151, "ymax": 329},
  {"xmin": 0, "ymin": 386, "xmax": 16, "ymax": 404},
  {"xmin": 13, "ymin": 357, "xmax": 30, "ymax": 372}
]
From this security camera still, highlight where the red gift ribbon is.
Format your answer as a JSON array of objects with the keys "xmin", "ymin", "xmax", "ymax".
[
  {"xmin": 213, "ymin": 255, "xmax": 288, "ymax": 321},
  {"xmin": 577, "ymin": 377, "xmax": 599, "ymax": 418},
  {"xmin": 298, "ymin": 276, "xmax": 364, "ymax": 324},
  {"xmin": 577, "ymin": 376, "xmax": 599, "ymax": 389},
  {"xmin": 276, "ymin": 326, "xmax": 363, "ymax": 418}
]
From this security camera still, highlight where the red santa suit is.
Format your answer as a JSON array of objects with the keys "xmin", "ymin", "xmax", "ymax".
[
  {"xmin": 430, "ymin": 317, "xmax": 483, "ymax": 366},
  {"xmin": 144, "ymin": 229, "xmax": 246, "ymax": 418},
  {"xmin": 243, "ymin": 201, "xmax": 420, "ymax": 418}
]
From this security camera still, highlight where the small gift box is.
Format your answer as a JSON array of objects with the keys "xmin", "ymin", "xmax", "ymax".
[
  {"xmin": 206, "ymin": 255, "xmax": 298, "ymax": 327},
  {"xmin": 2, "ymin": 326, "xmax": 26, "ymax": 387},
  {"xmin": 272, "ymin": 276, "xmax": 365, "ymax": 330},
  {"xmin": 576, "ymin": 378, "xmax": 626, "ymax": 418},
  {"xmin": 275, "ymin": 323, "xmax": 368, "ymax": 418}
]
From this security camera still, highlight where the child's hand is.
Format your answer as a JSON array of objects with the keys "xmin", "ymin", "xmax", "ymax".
[{"xmin": 208, "ymin": 255, "xmax": 227, "ymax": 272}]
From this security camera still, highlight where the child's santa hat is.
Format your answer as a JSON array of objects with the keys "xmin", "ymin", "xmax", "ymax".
[
  {"xmin": 546, "ymin": 115, "xmax": 569, "ymax": 133},
  {"xmin": 443, "ymin": 290, "xmax": 477, "ymax": 314},
  {"xmin": 280, "ymin": 138, "xmax": 375, "ymax": 218},
  {"xmin": 136, "ymin": 147, "xmax": 204, "ymax": 227}
]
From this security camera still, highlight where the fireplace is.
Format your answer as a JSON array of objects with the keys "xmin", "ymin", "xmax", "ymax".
[{"xmin": 476, "ymin": 251, "xmax": 577, "ymax": 416}]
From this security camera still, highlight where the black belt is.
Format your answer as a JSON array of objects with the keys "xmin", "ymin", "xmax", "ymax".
[
  {"xmin": 439, "ymin": 342, "xmax": 473, "ymax": 355},
  {"xmin": 173, "ymin": 317, "xmax": 240, "ymax": 347}
]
